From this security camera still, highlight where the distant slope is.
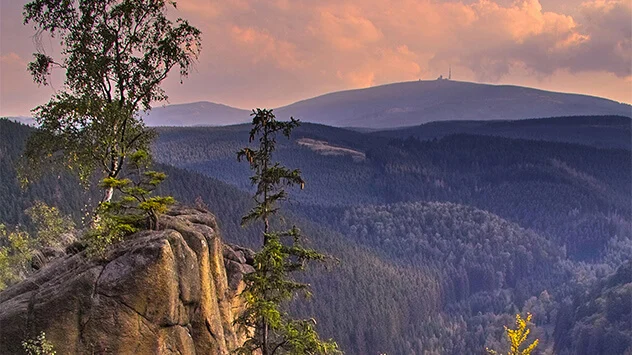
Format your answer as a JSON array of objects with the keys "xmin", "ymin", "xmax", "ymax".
[
  {"xmin": 142, "ymin": 101, "xmax": 251, "ymax": 126},
  {"xmin": 1, "ymin": 119, "xmax": 557, "ymax": 354},
  {"xmin": 153, "ymin": 123, "xmax": 632, "ymax": 261},
  {"xmin": 0, "ymin": 119, "xmax": 97, "ymax": 225},
  {"xmin": 2, "ymin": 117, "xmax": 36, "ymax": 126},
  {"xmin": 371, "ymin": 115, "xmax": 632, "ymax": 150},
  {"xmin": 274, "ymin": 80, "xmax": 631, "ymax": 129},
  {"xmin": 554, "ymin": 261, "xmax": 632, "ymax": 355}
]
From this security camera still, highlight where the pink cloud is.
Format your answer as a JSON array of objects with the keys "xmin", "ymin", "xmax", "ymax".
[
  {"xmin": 1, "ymin": 0, "xmax": 630, "ymax": 115},
  {"xmin": 310, "ymin": 5, "xmax": 383, "ymax": 51},
  {"xmin": 230, "ymin": 26, "xmax": 305, "ymax": 70}
]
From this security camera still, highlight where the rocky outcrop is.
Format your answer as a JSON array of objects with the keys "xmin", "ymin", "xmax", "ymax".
[{"xmin": 0, "ymin": 207, "xmax": 253, "ymax": 354}]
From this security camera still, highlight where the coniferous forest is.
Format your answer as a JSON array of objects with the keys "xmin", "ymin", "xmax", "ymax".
[
  {"xmin": 1, "ymin": 116, "xmax": 630, "ymax": 354},
  {"xmin": 1, "ymin": 0, "xmax": 631, "ymax": 354}
]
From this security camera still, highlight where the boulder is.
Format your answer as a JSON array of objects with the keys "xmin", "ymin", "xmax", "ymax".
[{"xmin": 0, "ymin": 207, "xmax": 253, "ymax": 355}]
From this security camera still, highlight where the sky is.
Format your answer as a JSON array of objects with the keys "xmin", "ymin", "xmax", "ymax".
[{"xmin": 1, "ymin": 0, "xmax": 631, "ymax": 117}]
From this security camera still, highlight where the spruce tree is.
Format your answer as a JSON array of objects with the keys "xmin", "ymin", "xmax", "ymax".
[{"xmin": 236, "ymin": 109, "xmax": 340, "ymax": 355}]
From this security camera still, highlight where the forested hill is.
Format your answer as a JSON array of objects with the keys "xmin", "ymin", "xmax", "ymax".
[
  {"xmin": 370, "ymin": 115, "xmax": 632, "ymax": 150},
  {"xmin": 153, "ymin": 121, "xmax": 631, "ymax": 261},
  {"xmin": 0, "ymin": 119, "xmax": 96, "ymax": 225},
  {"xmin": 2, "ymin": 118, "xmax": 631, "ymax": 354}
]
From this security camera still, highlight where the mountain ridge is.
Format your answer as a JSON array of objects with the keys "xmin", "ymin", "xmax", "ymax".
[
  {"xmin": 141, "ymin": 101, "xmax": 251, "ymax": 126},
  {"xmin": 274, "ymin": 80, "xmax": 631, "ymax": 128},
  {"xmin": 146, "ymin": 80, "xmax": 631, "ymax": 128},
  {"xmin": 6, "ymin": 80, "xmax": 630, "ymax": 128}
]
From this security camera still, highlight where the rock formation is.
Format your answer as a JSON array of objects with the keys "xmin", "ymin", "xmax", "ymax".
[{"xmin": 0, "ymin": 207, "xmax": 253, "ymax": 354}]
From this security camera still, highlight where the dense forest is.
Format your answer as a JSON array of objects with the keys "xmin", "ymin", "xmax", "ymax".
[
  {"xmin": 153, "ymin": 120, "xmax": 631, "ymax": 262},
  {"xmin": 370, "ymin": 115, "xmax": 631, "ymax": 150},
  {"xmin": 1, "ymin": 117, "xmax": 631, "ymax": 354}
]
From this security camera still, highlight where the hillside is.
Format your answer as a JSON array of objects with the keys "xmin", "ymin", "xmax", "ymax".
[
  {"xmin": 153, "ymin": 122, "xmax": 631, "ymax": 262},
  {"xmin": 2, "ymin": 119, "xmax": 631, "ymax": 354},
  {"xmin": 371, "ymin": 115, "xmax": 632, "ymax": 150},
  {"xmin": 554, "ymin": 261, "xmax": 632, "ymax": 355}
]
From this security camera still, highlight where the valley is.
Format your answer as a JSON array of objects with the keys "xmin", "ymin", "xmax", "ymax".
[{"xmin": 2, "ymin": 113, "xmax": 629, "ymax": 354}]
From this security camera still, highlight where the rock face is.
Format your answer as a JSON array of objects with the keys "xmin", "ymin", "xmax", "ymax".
[{"xmin": 0, "ymin": 207, "xmax": 253, "ymax": 354}]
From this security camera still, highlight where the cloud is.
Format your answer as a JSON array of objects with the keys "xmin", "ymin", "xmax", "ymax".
[
  {"xmin": 309, "ymin": 4, "xmax": 383, "ymax": 51},
  {"xmin": 119, "ymin": 0, "xmax": 632, "ymax": 104},
  {"xmin": 0, "ymin": 52, "xmax": 25, "ymax": 66},
  {"xmin": 230, "ymin": 26, "xmax": 304, "ymax": 70},
  {"xmin": 1, "ymin": 0, "xmax": 630, "ymax": 115}
]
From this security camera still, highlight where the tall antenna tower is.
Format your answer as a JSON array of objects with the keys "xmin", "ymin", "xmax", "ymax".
[{"xmin": 448, "ymin": 65, "xmax": 452, "ymax": 80}]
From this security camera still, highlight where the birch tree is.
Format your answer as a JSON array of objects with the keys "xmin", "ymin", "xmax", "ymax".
[{"xmin": 22, "ymin": 0, "xmax": 201, "ymax": 203}]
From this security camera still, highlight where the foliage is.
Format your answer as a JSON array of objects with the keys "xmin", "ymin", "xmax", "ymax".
[
  {"xmin": 22, "ymin": 332, "xmax": 56, "ymax": 355},
  {"xmin": 100, "ymin": 150, "xmax": 174, "ymax": 230},
  {"xmin": 237, "ymin": 109, "xmax": 303, "ymax": 228},
  {"xmin": 554, "ymin": 261, "xmax": 632, "ymax": 355},
  {"xmin": 487, "ymin": 313, "xmax": 539, "ymax": 355},
  {"xmin": 25, "ymin": 201, "xmax": 75, "ymax": 248},
  {"xmin": 21, "ymin": 0, "xmax": 201, "ymax": 203},
  {"xmin": 85, "ymin": 150, "xmax": 174, "ymax": 257},
  {"xmin": 82, "ymin": 211, "xmax": 130, "ymax": 258},
  {"xmin": 0, "ymin": 224, "xmax": 33, "ymax": 290},
  {"xmin": 0, "ymin": 120, "xmax": 96, "ymax": 227},
  {"xmin": 0, "ymin": 201, "xmax": 75, "ymax": 290},
  {"xmin": 235, "ymin": 109, "xmax": 340, "ymax": 355}
]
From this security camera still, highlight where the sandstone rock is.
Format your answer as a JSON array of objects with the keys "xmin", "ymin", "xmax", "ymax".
[{"xmin": 0, "ymin": 207, "xmax": 252, "ymax": 355}]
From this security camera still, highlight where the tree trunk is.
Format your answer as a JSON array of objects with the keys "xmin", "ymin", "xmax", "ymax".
[
  {"xmin": 262, "ymin": 319, "xmax": 269, "ymax": 355},
  {"xmin": 102, "ymin": 186, "xmax": 114, "ymax": 203},
  {"xmin": 102, "ymin": 156, "xmax": 120, "ymax": 204}
]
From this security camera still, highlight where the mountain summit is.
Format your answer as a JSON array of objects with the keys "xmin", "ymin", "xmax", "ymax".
[
  {"xmin": 275, "ymin": 80, "xmax": 631, "ymax": 128},
  {"xmin": 138, "ymin": 80, "xmax": 630, "ymax": 128}
]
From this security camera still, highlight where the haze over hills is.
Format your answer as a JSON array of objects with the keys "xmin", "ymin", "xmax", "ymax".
[
  {"xmin": 6, "ymin": 80, "xmax": 630, "ymax": 128},
  {"xmin": 143, "ymin": 80, "xmax": 631, "ymax": 128},
  {"xmin": 141, "ymin": 101, "xmax": 251, "ymax": 126}
]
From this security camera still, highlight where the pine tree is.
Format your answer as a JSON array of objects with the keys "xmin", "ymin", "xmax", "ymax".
[{"xmin": 236, "ymin": 109, "xmax": 340, "ymax": 355}]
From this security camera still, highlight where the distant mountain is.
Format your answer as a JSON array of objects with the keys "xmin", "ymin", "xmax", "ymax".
[
  {"xmin": 141, "ymin": 101, "xmax": 251, "ymax": 126},
  {"xmin": 16, "ymin": 80, "xmax": 630, "ymax": 128},
  {"xmin": 371, "ymin": 115, "xmax": 632, "ymax": 150},
  {"xmin": 274, "ymin": 80, "xmax": 631, "ymax": 129}
]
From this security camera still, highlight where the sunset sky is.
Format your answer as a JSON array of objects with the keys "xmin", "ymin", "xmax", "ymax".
[{"xmin": 1, "ymin": 0, "xmax": 630, "ymax": 117}]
